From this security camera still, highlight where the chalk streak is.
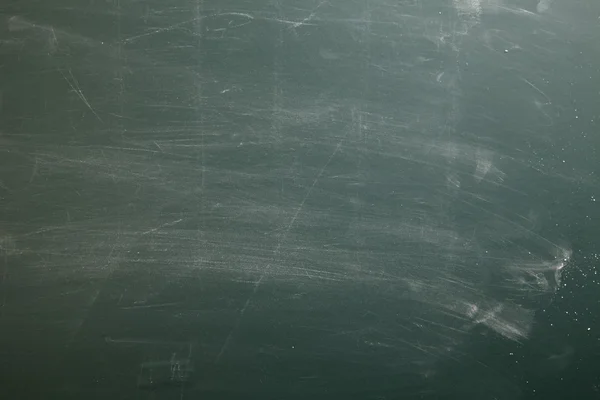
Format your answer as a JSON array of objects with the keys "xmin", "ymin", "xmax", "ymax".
[{"xmin": 215, "ymin": 137, "xmax": 345, "ymax": 363}]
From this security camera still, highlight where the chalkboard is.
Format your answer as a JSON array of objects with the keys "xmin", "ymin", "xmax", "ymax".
[{"xmin": 1, "ymin": 0, "xmax": 599, "ymax": 399}]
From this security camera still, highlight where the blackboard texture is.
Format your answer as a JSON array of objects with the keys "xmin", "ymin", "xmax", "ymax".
[{"xmin": 1, "ymin": 0, "xmax": 599, "ymax": 399}]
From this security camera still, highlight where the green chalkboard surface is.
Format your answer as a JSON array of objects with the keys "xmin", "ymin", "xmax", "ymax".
[{"xmin": 1, "ymin": 0, "xmax": 599, "ymax": 399}]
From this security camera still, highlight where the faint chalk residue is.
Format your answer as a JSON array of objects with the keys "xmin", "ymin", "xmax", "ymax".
[
  {"xmin": 7, "ymin": 15, "xmax": 31, "ymax": 31},
  {"xmin": 473, "ymin": 149, "xmax": 492, "ymax": 183},
  {"xmin": 0, "ymin": 234, "xmax": 20, "ymax": 256},
  {"xmin": 545, "ymin": 346, "xmax": 575, "ymax": 372},
  {"xmin": 453, "ymin": 0, "xmax": 482, "ymax": 19},
  {"xmin": 507, "ymin": 248, "xmax": 571, "ymax": 295},
  {"xmin": 446, "ymin": 172, "xmax": 461, "ymax": 190},
  {"xmin": 452, "ymin": 0, "xmax": 483, "ymax": 36},
  {"xmin": 121, "ymin": 302, "xmax": 181, "ymax": 310},
  {"xmin": 123, "ymin": 12, "xmax": 254, "ymax": 44},
  {"xmin": 471, "ymin": 302, "xmax": 534, "ymax": 341},
  {"xmin": 536, "ymin": 0, "xmax": 554, "ymax": 13},
  {"xmin": 8, "ymin": 15, "xmax": 59, "ymax": 54},
  {"xmin": 138, "ymin": 355, "xmax": 194, "ymax": 391},
  {"xmin": 215, "ymin": 129, "xmax": 348, "ymax": 363},
  {"xmin": 495, "ymin": 5, "xmax": 540, "ymax": 19},
  {"xmin": 434, "ymin": 141, "xmax": 505, "ymax": 185},
  {"xmin": 319, "ymin": 48, "xmax": 340, "ymax": 60},
  {"xmin": 280, "ymin": 0, "xmax": 326, "ymax": 31}
]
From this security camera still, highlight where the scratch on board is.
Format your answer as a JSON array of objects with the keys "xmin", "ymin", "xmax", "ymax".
[
  {"xmin": 58, "ymin": 67, "xmax": 103, "ymax": 122},
  {"xmin": 215, "ymin": 135, "xmax": 346, "ymax": 363},
  {"xmin": 142, "ymin": 218, "xmax": 183, "ymax": 235}
]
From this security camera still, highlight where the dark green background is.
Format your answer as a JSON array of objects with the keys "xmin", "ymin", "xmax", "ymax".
[{"xmin": 1, "ymin": 0, "xmax": 599, "ymax": 399}]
